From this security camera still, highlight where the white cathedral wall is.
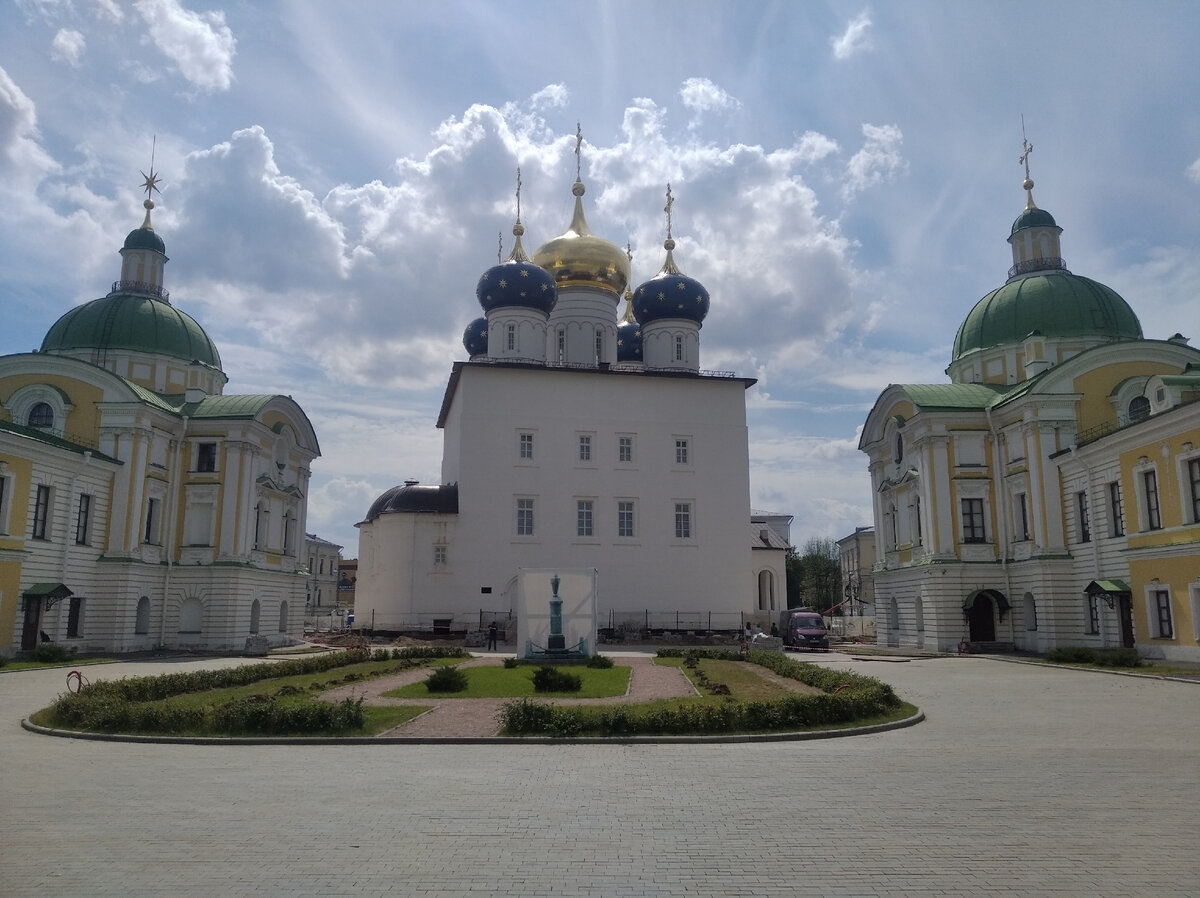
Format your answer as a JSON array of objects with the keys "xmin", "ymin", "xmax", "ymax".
[{"xmin": 362, "ymin": 363, "xmax": 756, "ymax": 630}]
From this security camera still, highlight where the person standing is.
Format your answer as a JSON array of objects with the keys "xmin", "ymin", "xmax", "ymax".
[{"xmin": 487, "ymin": 620, "xmax": 499, "ymax": 651}]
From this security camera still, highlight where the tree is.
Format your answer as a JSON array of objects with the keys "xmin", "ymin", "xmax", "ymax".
[{"xmin": 785, "ymin": 537, "xmax": 842, "ymax": 612}]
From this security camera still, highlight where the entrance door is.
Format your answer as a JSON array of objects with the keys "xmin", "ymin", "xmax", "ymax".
[
  {"xmin": 1118, "ymin": 595, "xmax": 1135, "ymax": 649},
  {"xmin": 21, "ymin": 598, "xmax": 41, "ymax": 651},
  {"xmin": 967, "ymin": 593, "xmax": 995, "ymax": 642}
]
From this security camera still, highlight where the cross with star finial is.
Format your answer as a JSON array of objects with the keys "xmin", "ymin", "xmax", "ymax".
[
  {"xmin": 515, "ymin": 167, "xmax": 522, "ymax": 223},
  {"xmin": 625, "ymin": 241, "xmax": 633, "ymax": 263},
  {"xmin": 664, "ymin": 183, "xmax": 675, "ymax": 241},
  {"xmin": 1019, "ymin": 116, "xmax": 1033, "ymax": 180},
  {"xmin": 497, "ymin": 231, "xmax": 503, "ymax": 264},
  {"xmin": 140, "ymin": 134, "xmax": 162, "ymax": 200},
  {"xmin": 574, "ymin": 123, "xmax": 582, "ymax": 181}
]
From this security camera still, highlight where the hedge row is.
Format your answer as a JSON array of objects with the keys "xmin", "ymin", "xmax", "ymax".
[
  {"xmin": 1043, "ymin": 646, "xmax": 1142, "ymax": 667},
  {"xmin": 46, "ymin": 645, "xmax": 463, "ymax": 736},
  {"xmin": 498, "ymin": 650, "xmax": 903, "ymax": 736}
]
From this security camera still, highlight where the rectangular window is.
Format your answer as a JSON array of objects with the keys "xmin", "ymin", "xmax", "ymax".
[
  {"xmin": 961, "ymin": 497, "xmax": 985, "ymax": 543},
  {"xmin": 674, "ymin": 335, "xmax": 684, "ymax": 361},
  {"xmin": 675, "ymin": 439, "xmax": 689, "ymax": 465},
  {"xmin": 576, "ymin": 500, "xmax": 594, "ymax": 537},
  {"xmin": 557, "ymin": 329, "xmax": 565, "ymax": 364},
  {"xmin": 506, "ymin": 323, "xmax": 516, "ymax": 351},
  {"xmin": 1017, "ymin": 493, "xmax": 1029, "ymax": 541},
  {"xmin": 674, "ymin": 502, "xmax": 692, "ymax": 539},
  {"xmin": 197, "ymin": 442, "xmax": 217, "ymax": 472},
  {"xmin": 519, "ymin": 432, "xmax": 534, "ymax": 460},
  {"xmin": 433, "ymin": 545, "xmax": 447, "ymax": 566},
  {"xmin": 1189, "ymin": 459, "xmax": 1200, "ymax": 524},
  {"xmin": 0, "ymin": 474, "xmax": 8, "ymax": 534},
  {"xmin": 1076, "ymin": 491, "xmax": 1091, "ymax": 543},
  {"xmin": 33, "ymin": 484, "xmax": 51, "ymax": 540},
  {"xmin": 75, "ymin": 493, "xmax": 91, "ymax": 545},
  {"xmin": 516, "ymin": 498, "xmax": 534, "ymax": 536},
  {"xmin": 578, "ymin": 434, "xmax": 592, "ymax": 462},
  {"xmin": 618, "ymin": 501, "xmax": 635, "ymax": 538},
  {"xmin": 618, "ymin": 436, "xmax": 633, "ymax": 464},
  {"xmin": 1087, "ymin": 595, "xmax": 1100, "ymax": 634},
  {"xmin": 1109, "ymin": 481, "xmax": 1125, "ymax": 537},
  {"xmin": 67, "ymin": 596, "xmax": 83, "ymax": 639},
  {"xmin": 1144, "ymin": 470, "xmax": 1161, "ymax": 530},
  {"xmin": 595, "ymin": 331, "xmax": 603, "ymax": 363},
  {"xmin": 1154, "ymin": 589, "xmax": 1173, "ymax": 638}
]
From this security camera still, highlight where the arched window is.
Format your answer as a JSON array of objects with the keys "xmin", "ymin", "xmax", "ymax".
[
  {"xmin": 758, "ymin": 570, "xmax": 775, "ymax": 611},
  {"xmin": 249, "ymin": 599, "xmax": 261, "ymax": 634},
  {"xmin": 1128, "ymin": 396, "xmax": 1150, "ymax": 422},
  {"xmin": 28, "ymin": 402, "xmax": 54, "ymax": 428},
  {"xmin": 135, "ymin": 596, "xmax": 151, "ymax": 635},
  {"xmin": 278, "ymin": 600, "xmax": 289, "ymax": 633}
]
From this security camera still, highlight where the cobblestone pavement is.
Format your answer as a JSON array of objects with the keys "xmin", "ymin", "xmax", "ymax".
[{"xmin": 2, "ymin": 652, "xmax": 1197, "ymax": 897}]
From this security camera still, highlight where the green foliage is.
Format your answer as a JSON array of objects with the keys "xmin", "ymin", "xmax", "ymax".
[
  {"xmin": 532, "ymin": 665, "xmax": 582, "ymax": 693},
  {"xmin": 0, "ymin": 653, "xmax": 8, "ymax": 668},
  {"xmin": 424, "ymin": 665, "xmax": 469, "ymax": 692},
  {"xmin": 586, "ymin": 654, "xmax": 614, "ymax": 669},
  {"xmin": 1045, "ymin": 646, "xmax": 1142, "ymax": 668},
  {"xmin": 786, "ymin": 536, "xmax": 842, "ymax": 612},
  {"xmin": 502, "ymin": 657, "xmax": 520, "ymax": 669},
  {"xmin": 33, "ymin": 643, "xmax": 74, "ymax": 663},
  {"xmin": 213, "ymin": 694, "xmax": 365, "ymax": 734}
]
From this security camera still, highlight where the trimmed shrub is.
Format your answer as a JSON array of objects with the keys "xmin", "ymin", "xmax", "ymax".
[
  {"xmin": 586, "ymin": 654, "xmax": 614, "ymax": 669},
  {"xmin": 1045, "ymin": 646, "xmax": 1142, "ymax": 668},
  {"xmin": 425, "ymin": 665, "xmax": 468, "ymax": 693},
  {"xmin": 33, "ymin": 643, "xmax": 74, "ymax": 664},
  {"xmin": 503, "ymin": 657, "xmax": 520, "ymax": 669},
  {"xmin": 532, "ymin": 665, "xmax": 582, "ymax": 693}
]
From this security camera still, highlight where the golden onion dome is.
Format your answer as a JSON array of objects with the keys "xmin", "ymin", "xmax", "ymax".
[{"xmin": 532, "ymin": 179, "xmax": 630, "ymax": 295}]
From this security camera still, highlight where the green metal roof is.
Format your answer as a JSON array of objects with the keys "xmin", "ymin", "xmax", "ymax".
[
  {"xmin": 41, "ymin": 293, "xmax": 222, "ymax": 369},
  {"xmin": 123, "ymin": 226, "xmax": 166, "ymax": 255},
  {"xmin": 954, "ymin": 271, "xmax": 1141, "ymax": 361},
  {"xmin": 0, "ymin": 419, "xmax": 121, "ymax": 464},
  {"xmin": 182, "ymin": 394, "xmax": 277, "ymax": 419},
  {"xmin": 1010, "ymin": 207, "xmax": 1058, "ymax": 235},
  {"xmin": 900, "ymin": 382, "xmax": 1012, "ymax": 411}
]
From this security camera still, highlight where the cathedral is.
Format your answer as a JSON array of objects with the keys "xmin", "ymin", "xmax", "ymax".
[
  {"xmin": 0, "ymin": 173, "xmax": 320, "ymax": 654},
  {"xmin": 860, "ymin": 147, "xmax": 1200, "ymax": 662},
  {"xmin": 355, "ymin": 164, "xmax": 787, "ymax": 635}
]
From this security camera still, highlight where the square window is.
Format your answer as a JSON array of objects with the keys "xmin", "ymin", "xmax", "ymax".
[
  {"xmin": 617, "ymin": 501, "xmax": 635, "ymax": 538},
  {"xmin": 576, "ymin": 500, "xmax": 594, "ymax": 537},
  {"xmin": 516, "ymin": 498, "xmax": 534, "ymax": 536},
  {"xmin": 197, "ymin": 442, "xmax": 217, "ymax": 472}
]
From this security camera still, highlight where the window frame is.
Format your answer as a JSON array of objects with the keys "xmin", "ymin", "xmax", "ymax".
[
  {"xmin": 1086, "ymin": 594, "xmax": 1100, "ymax": 635},
  {"xmin": 576, "ymin": 499, "xmax": 594, "ymax": 538},
  {"xmin": 75, "ymin": 493, "xmax": 91, "ymax": 545},
  {"xmin": 1152, "ymin": 588, "xmax": 1173, "ymax": 639},
  {"xmin": 33, "ymin": 484, "xmax": 52, "ymax": 540},
  {"xmin": 674, "ymin": 437, "xmax": 690, "ymax": 466},
  {"xmin": 1016, "ymin": 492, "xmax": 1029, "ymax": 541},
  {"xmin": 1188, "ymin": 457, "xmax": 1200, "ymax": 525},
  {"xmin": 1076, "ymin": 490, "xmax": 1091, "ymax": 543},
  {"xmin": 433, "ymin": 545, "xmax": 448, "ymax": 566},
  {"xmin": 518, "ymin": 432, "xmax": 534, "ymax": 461},
  {"xmin": 1143, "ymin": 468, "xmax": 1162, "ymax": 531},
  {"xmin": 960, "ymin": 497, "xmax": 986, "ymax": 544},
  {"xmin": 617, "ymin": 500, "xmax": 635, "ymax": 539},
  {"xmin": 674, "ymin": 501, "xmax": 693, "ymax": 540},
  {"xmin": 516, "ymin": 497, "xmax": 535, "ymax": 537},
  {"xmin": 618, "ymin": 435, "xmax": 634, "ymax": 464},
  {"xmin": 1109, "ymin": 480, "xmax": 1125, "ymax": 537},
  {"xmin": 578, "ymin": 433, "xmax": 593, "ymax": 463},
  {"xmin": 197, "ymin": 442, "xmax": 218, "ymax": 473}
]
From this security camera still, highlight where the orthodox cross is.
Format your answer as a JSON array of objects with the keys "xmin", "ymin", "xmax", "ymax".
[{"xmin": 574, "ymin": 123, "xmax": 583, "ymax": 182}]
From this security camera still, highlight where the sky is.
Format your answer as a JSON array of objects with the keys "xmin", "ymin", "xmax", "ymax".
[{"xmin": 3, "ymin": 0, "xmax": 1200, "ymax": 559}]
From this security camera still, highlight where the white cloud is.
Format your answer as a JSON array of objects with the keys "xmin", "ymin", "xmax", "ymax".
[
  {"xmin": 843, "ymin": 122, "xmax": 906, "ymax": 200},
  {"xmin": 51, "ymin": 28, "xmax": 85, "ymax": 66},
  {"xmin": 1187, "ymin": 157, "xmax": 1200, "ymax": 185},
  {"xmin": 0, "ymin": 66, "xmax": 59, "ymax": 179},
  {"xmin": 679, "ymin": 77, "xmax": 741, "ymax": 115},
  {"xmin": 133, "ymin": 0, "xmax": 236, "ymax": 92},
  {"xmin": 93, "ymin": 0, "xmax": 123, "ymax": 22},
  {"xmin": 831, "ymin": 9, "xmax": 873, "ymax": 60}
]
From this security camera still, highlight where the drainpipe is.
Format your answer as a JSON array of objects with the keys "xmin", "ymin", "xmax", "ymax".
[
  {"xmin": 160, "ymin": 416, "xmax": 188, "ymax": 645},
  {"xmin": 985, "ymin": 409, "xmax": 1014, "ymax": 642}
]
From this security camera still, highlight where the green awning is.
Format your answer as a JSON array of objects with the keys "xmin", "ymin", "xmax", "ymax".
[
  {"xmin": 22, "ymin": 583, "xmax": 73, "ymax": 600},
  {"xmin": 963, "ymin": 589, "xmax": 1011, "ymax": 615},
  {"xmin": 1086, "ymin": 579, "xmax": 1130, "ymax": 595}
]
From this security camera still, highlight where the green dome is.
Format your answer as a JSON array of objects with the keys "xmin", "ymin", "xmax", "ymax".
[
  {"xmin": 1011, "ymin": 207, "xmax": 1058, "ymax": 235},
  {"xmin": 953, "ymin": 272, "xmax": 1142, "ymax": 361},
  {"xmin": 41, "ymin": 292, "xmax": 222, "ymax": 369},
  {"xmin": 123, "ymin": 226, "xmax": 166, "ymax": 255}
]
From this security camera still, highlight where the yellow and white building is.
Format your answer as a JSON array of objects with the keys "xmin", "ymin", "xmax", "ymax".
[
  {"xmin": 860, "ymin": 156, "xmax": 1200, "ymax": 660},
  {"xmin": 0, "ymin": 178, "xmax": 320, "ymax": 655}
]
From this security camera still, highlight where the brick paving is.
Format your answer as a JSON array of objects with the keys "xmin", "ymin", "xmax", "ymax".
[{"xmin": 1, "ymin": 651, "xmax": 1197, "ymax": 897}]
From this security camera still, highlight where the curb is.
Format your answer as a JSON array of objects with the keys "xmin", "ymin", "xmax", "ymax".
[{"xmin": 20, "ymin": 709, "xmax": 925, "ymax": 746}]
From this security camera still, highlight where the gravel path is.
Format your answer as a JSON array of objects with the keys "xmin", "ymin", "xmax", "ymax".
[{"xmin": 319, "ymin": 655, "xmax": 699, "ymax": 738}]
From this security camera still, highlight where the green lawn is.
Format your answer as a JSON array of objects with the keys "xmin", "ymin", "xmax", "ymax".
[
  {"xmin": 384, "ymin": 664, "xmax": 631, "ymax": 699},
  {"xmin": 2, "ymin": 657, "xmax": 116, "ymax": 671},
  {"xmin": 658, "ymin": 656, "xmax": 822, "ymax": 701}
]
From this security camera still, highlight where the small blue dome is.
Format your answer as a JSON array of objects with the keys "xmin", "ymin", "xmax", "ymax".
[
  {"xmin": 633, "ymin": 272, "xmax": 710, "ymax": 326},
  {"xmin": 616, "ymin": 319, "xmax": 643, "ymax": 362},
  {"xmin": 476, "ymin": 260, "xmax": 557, "ymax": 315},
  {"xmin": 463, "ymin": 317, "xmax": 488, "ymax": 356}
]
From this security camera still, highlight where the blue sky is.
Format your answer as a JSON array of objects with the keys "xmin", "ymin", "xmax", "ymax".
[{"xmin": 3, "ymin": 0, "xmax": 1199, "ymax": 557}]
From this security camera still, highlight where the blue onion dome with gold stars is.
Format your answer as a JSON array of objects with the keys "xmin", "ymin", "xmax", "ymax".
[
  {"xmin": 476, "ymin": 220, "xmax": 557, "ymax": 314},
  {"xmin": 616, "ymin": 295, "xmax": 643, "ymax": 362},
  {"xmin": 531, "ymin": 178, "xmax": 631, "ymax": 295},
  {"xmin": 632, "ymin": 236, "xmax": 710, "ymax": 325},
  {"xmin": 462, "ymin": 317, "xmax": 488, "ymax": 356}
]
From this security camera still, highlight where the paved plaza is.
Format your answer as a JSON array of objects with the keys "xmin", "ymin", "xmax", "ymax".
[{"xmin": 1, "ymin": 651, "xmax": 1196, "ymax": 897}]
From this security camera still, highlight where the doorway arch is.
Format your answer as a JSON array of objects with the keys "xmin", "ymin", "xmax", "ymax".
[{"xmin": 963, "ymin": 589, "xmax": 1009, "ymax": 642}]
